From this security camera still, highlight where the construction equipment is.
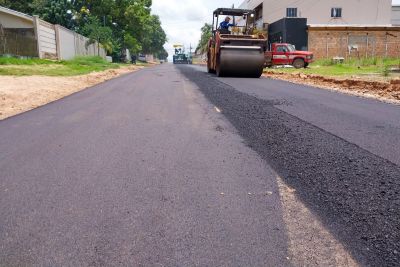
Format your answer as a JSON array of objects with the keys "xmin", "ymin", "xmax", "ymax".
[
  {"xmin": 207, "ymin": 8, "xmax": 267, "ymax": 78},
  {"xmin": 173, "ymin": 44, "xmax": 191, "ymax": 64}
]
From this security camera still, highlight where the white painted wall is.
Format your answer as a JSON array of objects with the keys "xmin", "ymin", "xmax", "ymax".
[
  {"xmin": 240, "ymin": 0, "xmax": 392, "ymax": 25},
  {"xmin": 52, "ymin": 24, "xmax": 107, "ymax": 60},
  {"xmin": 1, "ymin": 7, "xmax": 107, "ymax": 59},
  {"xmin": 38, "ymin": 20, "xmax": 57, "ymax": 57},
  {"xmin": 74, "ymin": 34, "xmax": 106, "ymax": 58},
  {"xmin": 0, "ymin": 11, "xmax": 33, "ymax": 28},
  {"xmin": 393, "ymin": 5, "xmax": 400, "ymax": 25},
  {"xmin": 57, "ymin": 26, "xmax": 75, "ymax": 60}
]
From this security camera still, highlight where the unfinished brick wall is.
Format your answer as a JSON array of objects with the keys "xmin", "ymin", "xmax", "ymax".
[{"xmin": 308, "ymin": 29, "xmax": 400, "ymax": 59}]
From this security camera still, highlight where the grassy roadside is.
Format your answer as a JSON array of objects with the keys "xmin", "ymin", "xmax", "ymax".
[
  {"xmin": 0, "ymin": 56, "xmax": 126, "ymax": 76},
  {"xmin": 265, "ymin": 58, "xmax": 400, "ymax": 78}
]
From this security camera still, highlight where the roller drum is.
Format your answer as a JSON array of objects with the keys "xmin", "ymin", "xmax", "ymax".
[{"xmin": 218, "ymin": 46, "xmax": 265, "ymax": 77}]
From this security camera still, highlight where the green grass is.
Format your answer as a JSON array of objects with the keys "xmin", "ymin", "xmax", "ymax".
[
  {"xmin": 0, "ymin": 57, "xmax": 54, "ymax": 65},
  {"xmin": 266, "ymin": 57, "xmax": 400, "ymax": 77},
  {"xmin": 0, "ymin": 56, "xmax": 121, "ymax": 76}
]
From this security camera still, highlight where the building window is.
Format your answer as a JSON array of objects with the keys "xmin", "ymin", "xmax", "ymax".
[
  {"xmin": 331, "ymin": 8, "xmax": 342, "ymax": 18},
  {"xmin": 286, "ymin": 8, "xmax": 297, "ymax": 18},
  {"xmin": 255, "ymin": 3, "xmax": 263, "ymax": 20}
]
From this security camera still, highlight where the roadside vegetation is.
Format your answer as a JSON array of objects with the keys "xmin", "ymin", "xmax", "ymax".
[
  {"xmin": 266, "ymin": 58, "xmax": 400, "ymax": 78},
  {"xmin": 0, "ymin": 56, "xmax": 124, "ymax": 76},
  {"xmin": 0, "ymin": 0, "xmax": 168, "ymax": 61}
]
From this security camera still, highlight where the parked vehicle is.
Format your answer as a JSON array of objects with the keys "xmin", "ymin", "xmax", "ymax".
[{"xmin": 265, "ymin": 43, "xmax": 314, "ymax": 68}]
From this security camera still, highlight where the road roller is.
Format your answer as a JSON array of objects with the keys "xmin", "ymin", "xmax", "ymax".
[{"xmin": 207, "ymin": 8, "xmax": 267, "ymax": 78}]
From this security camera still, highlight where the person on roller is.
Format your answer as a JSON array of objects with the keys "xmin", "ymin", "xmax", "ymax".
[{"xmin": 220, "ymin": 16, "xmax": 235, "ymax": 30}]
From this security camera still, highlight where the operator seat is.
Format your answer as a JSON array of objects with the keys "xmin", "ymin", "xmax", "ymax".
[{"xmin": 218, "ymin": 28, "xmax": 231, "ymax": 34}]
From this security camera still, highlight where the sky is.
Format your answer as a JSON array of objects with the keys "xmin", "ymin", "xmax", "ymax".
[
  {"xmin": 152, "ymin": 0, "xmax": 242, "ymax": 58},
  {"xmin": 152, "ymin": 0, "xmax": 400, "ymax": 59}
]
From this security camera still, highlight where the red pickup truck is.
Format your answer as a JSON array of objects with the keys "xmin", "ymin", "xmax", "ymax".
[{"xmin": 265, "ymin": 43, "xmax": 314, "ymax": 69}]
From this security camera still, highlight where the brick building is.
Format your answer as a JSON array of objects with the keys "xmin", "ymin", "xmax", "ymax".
[{"xmin": 239, "ymin": 0, "xmax": 400, "ymax": 59}]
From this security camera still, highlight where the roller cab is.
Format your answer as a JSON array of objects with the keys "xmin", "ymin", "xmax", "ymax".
[{"xmin": 207, "ymin": 8, "xmax": 267, "ymax": 78}]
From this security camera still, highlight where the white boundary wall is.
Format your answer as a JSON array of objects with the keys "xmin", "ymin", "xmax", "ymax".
[
  {"xmin": 38, "ymin": 19, "xmax": 57, "ymax": 58},
  {"xmin": 56, "ymin": 25, "xmax": 106, "ymax": 60},
  {"xmin": 32, "ymin": 15, "xmax": 106, "ymax": 60}
]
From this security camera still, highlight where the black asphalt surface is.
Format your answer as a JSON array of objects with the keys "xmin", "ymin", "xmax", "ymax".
[
  {"xmin": 2, "ymin": 63, "xmax": 400, "ymax": 266},
  {"xmin": 0, "ymin": 65, "xmax": 291, "ymax": 266},
  {"xmin": 179, "ymin": 65, "xmax": 400, "ymax": 266}
]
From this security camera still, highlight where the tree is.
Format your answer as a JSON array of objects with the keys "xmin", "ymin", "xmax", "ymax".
[
  {"xmin": 1, "ymin": 0, "xmax": 167, "ymax": 60},
  {"xmin": 32, "ymin": 0, "xmax": 75, "ymax": 29},
  {"xmin": 124, "ymin": 33, "xmax": 142, "ymax": 55},
  {"xmin": 140, "ymin": 15, "xmax": 167, "ymax": 55},
  {"xmin": 82, "ymin": 16, "xmax": 113, "ymax": 55},
  {"xmin": 196, "ymin": 23, "xmax": 212, "ymax": 54},
  {"xmin": 155, "ymin": 48, "xmax": 168, "ymax": 60},
  {"xmin": 0, "ymin": 0, "xmax": 35, "ymax": 14}
]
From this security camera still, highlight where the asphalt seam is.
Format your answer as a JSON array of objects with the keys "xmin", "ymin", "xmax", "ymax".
[{"xmin": 178, "ymin": 65, "xmax": 400, "ymax": 267}]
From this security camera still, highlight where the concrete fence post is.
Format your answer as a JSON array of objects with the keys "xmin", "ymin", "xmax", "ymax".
[
  {"xmin": 385, "ymin": 32, "xmax": 388, "ymax": 58},
  {"xmin": 32, "ymin": 15, "xmax": 42, "ymax": 58},
  {"xmin": 326, "ymin": 33, "xmax": 329, "ymax": 58},
  {"xmin": 73, "ymin": 32, "xmax": 78, "ymax": 57},
  {"xmin": 54, "ymin": 25, "xmax": 61, "ymax": 60}
]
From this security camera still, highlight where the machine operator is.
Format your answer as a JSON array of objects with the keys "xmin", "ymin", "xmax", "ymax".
[{"xmin": 220, "ymin": 16, "xmax": 235, "ymax": 29}]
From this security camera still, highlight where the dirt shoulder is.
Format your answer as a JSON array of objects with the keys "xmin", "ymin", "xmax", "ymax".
[
  {"xmin": 263, "ymin": 71, "xmax": 400, "ymax": 104},
  {"xmin": 0, "ymin": 65, "xmax": 142, "ymax": 120}
]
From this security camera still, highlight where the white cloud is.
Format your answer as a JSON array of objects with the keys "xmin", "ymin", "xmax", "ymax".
[
  {"xmin": 152, "ymin": 0, "xmax": 400, "ymax": 59},
  {"xmin": 152, "ymin": 0, "xmax": 242, "ymax": 59}
]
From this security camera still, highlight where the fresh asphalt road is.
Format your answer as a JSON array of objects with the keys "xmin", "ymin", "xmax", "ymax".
[
  {"xmin": 192, "ymin": 65, "xmax": 400, "ymax": 166},
  {"xmin": 1, "ymin": 63, "xmax": 399, "ymax": 266},
  {"xmin": 0, "ymin": 64, "xmax": 290, "ymax": 266}
]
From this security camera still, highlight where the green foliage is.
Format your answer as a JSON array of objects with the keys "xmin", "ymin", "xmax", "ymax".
[
  {"xmin": 124, "ymin": 33, "xmax": 142, "ymax": 54},
  {"xmin": 32, "ymin": 0, "xmax": 75, "ymax": 29},
  {"xmin": 0, "ymin": 57, "xmax": 53, "ymax": 65},
  {"xmin": 196, "ymin": 23, "xmax": 211, "ymax": 54},
  {"xmin": 1, "ymin": 0, "xmax": 167, "ymax": 60},
  {"xmin": 0, "ymin": 56, "xmax": 119, "ymax": 76},
  {"xmin": 0, "ymin": 0, "xmax": 35, "ymax": 14},
  {"xmin": 155, "ymin": 48, "xmax": 168, "ymax": 60},
  {"xmin": 268, "ymin": 57, "xmax": 400, "ymax": 78},
  {"xmin": 140, "ymin": 15, "xmax": 167, "ymax": 54},
  {"xmin": 382, "ymin": 65, "xmax": 390, "ymax": 77},
  {"xmin": 81, "ymin": 16, "xmax": 113, "ymax": 55}
]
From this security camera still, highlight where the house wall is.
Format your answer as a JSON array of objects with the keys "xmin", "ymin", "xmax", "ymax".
[
  {"xmin": 240, "ymin": 0, "xmax": 392, "ymax": 25},
  {"xmin": 308, "ymin": 28, "xmax": 400, "ymax": 59},
  {"xmin": 393, "ymin": 6, "xmax": 400, "ymax": 26},
  {"xmin": 0, "ymin": 11, "xmax": 32, "ymax": 28}
]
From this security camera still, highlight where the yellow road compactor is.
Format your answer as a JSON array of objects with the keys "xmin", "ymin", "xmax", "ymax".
[{"xmin": 207, "ymin": 8, "xmax": 267, "ymax": 78}]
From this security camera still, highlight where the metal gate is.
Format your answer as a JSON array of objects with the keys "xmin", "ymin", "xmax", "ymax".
[{"xmin": 0, "ymin": 25, "xmax": 38, "ymax": 57}]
